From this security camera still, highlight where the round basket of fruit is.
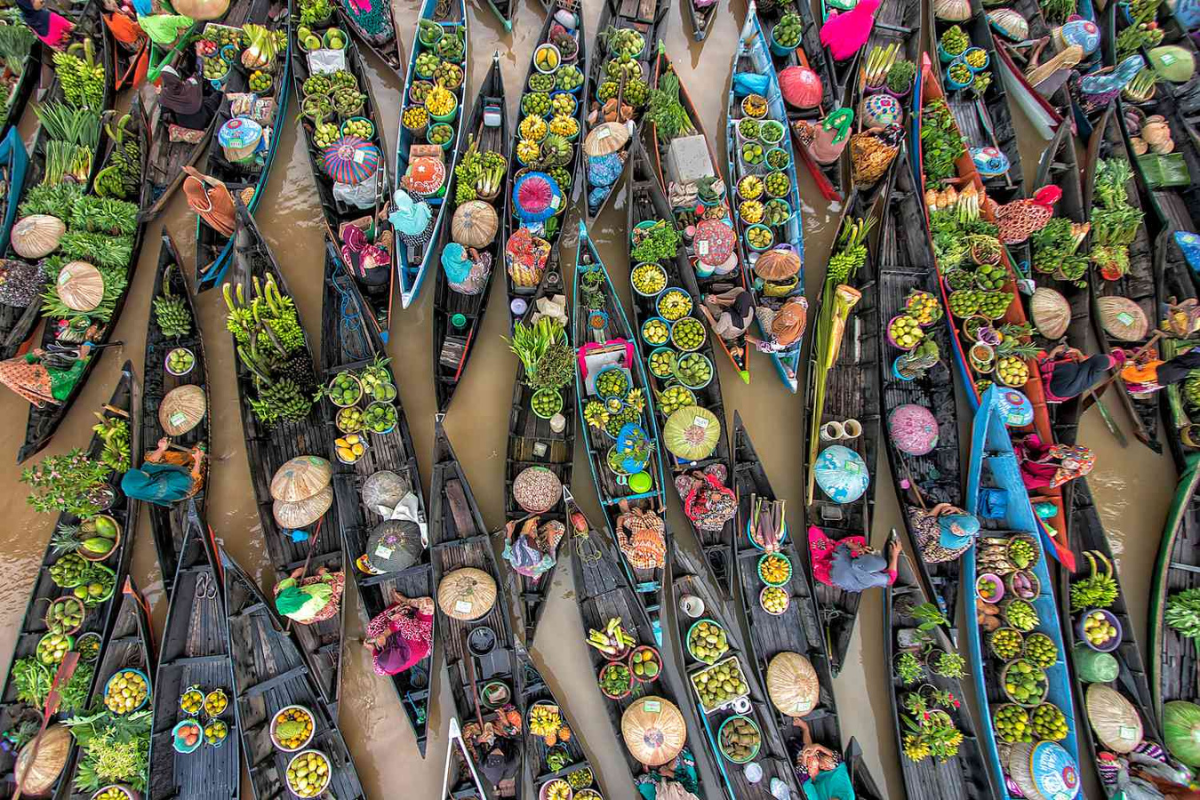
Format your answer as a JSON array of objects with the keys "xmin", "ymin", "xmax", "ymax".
[
  {"xmin": 671, "ymin": 317, "xmax": 707, "ymax": 352},
  {"xmin": 674, "ymin": 353, "xmax": 713, "ymax": 390},
  {"xmin": 977, "ymin": 573, "xmax": 1004, "ymax": 603},
  {"xmin": 172, "ymin": 719, "xmax": 203, "ymax": 754},
  {"xmin": 887, "ymin": 315, "xmax": 924, "ymax": 351},
  {"xmin": 77, "ymin": 515, "xmax": 121, "ymax": 561},
  {"xmin": 204, "ymin": 718, "xmax": 229, "ymax": 747},
  {"xmin": 905, "ymin": 291, "xmax": 942, "ymax": 326},
  {"xmin": 248, "ymin": 69, "xmax": 272, "ymax": 93},
  {"xmin": 78, "ymin": 563, "xmax": 116, "ymax": 606},
  {"xmin": 76, "ymin": 632, "xmax": 102, "ymax": 663},
  {"xmin": 641, "ymin": 317, "xmax": 671, "ymax": 347},
  {"xmin": 628, "ymin": 645, "xmax": 662, "ymax": 684},
  {"xmin": 90, "ymin": 785, "xmax": 138, "ymax": 800},
  {"xmin": 1006, "ymin": 569, "xmax": 1040, "ymax": 601},
  {"xmin": 336, "ymin": 405, "xmax": 364, "ymax": 434},
  {"xmin": 1023, "ymin": 632, "xmax": 1058, "ymax": 669},
  {"xmin": 718, "ymin": 715, "xmax": 761, "ymax": 763},
  {"xmin": 978, "ymin": 291, "xmax": 1014, "ymax": 320},
  {"xmin": 974, "ymin": 263, "xmax": 1007, "ymax": 290},
  {"xmin": 657, "ymin": 288, "xmax": 693, "ymax": 322},
  {"xmin": 204, "ymin": 688, "xmax": 228, "ymax": 717},
  {"xmin": 686, "ymin": 619, "xmax": 729, "ymax": 664},
  {"xmin": 165, "ymin": 347, "xmax": 195, "ymax": 376},
  {"xmin": 534, "ymin": 43, "xmax": 561, "ymax": 74},
  {"xmin": 1029, "ymin": 702, "xmax": 1068, "ymax": 741},
  {"xmin": 1001, "ymin": 658, "xmax": 1049, "ymax": 706},
  {"xmin": 595, "ymin": 367, "xmax": 630, "ymax": 399},
  {"xmin": 50, "ymin": 553, "xmax": 87, "ymax": 588},
  {"xmin": 948, "ymin": 289, "xmax": 981, "ymax": 318},
  {"xmin": 741, "ymin": 94, "xmax": 768, "ymax": 119},
  {"xmin": 286, "ymin": 750, "xmax": 331, "ymax": 797},
  {"xmin": 657, "ymin": 385, "xmax": 695, "ymax": 416},
  {"xmin": 363, "ymin": 401, "xmax": 398, "ymax": 434},
  {"xmin": 995, "ymin": 355, "xmax": 1029, "ymax": 388},
  {"xmin": 104, "ymin": 669, "xmax": 150, "ymax": 715},
  {"xmin": 334, "ymin": 433, "xmax": 368, "ymax": 464},
  {"xmin": 764, "ymin": 171, "xmax": 790, "ymax": 198},
  {"xmin": 45, "ymin": 596, "xmax": 86, "ymax": 635},
  {"xmin": 36, "ymin": 632, "xmax": 72, "ymax": 666},
  {"xmin": 992, "ymin": 703, "xmax": 1030, "ymax": 743},
  {"xmin": 744, "ymin": 224, "xmax": 775, "ymax": 252},
  {"xmin": 539, "ymin": 779, "xmax": 572, "ymax": 800},
  {"xmin": 1003, "ymin": 598, "xmax": 1040, "ymax": 633},
  {"xmin": 1006, "ymin": 535, "xmax": 1038, "ymax": 570},
  {"xmin": 989, "ymin": 627, "xmax": 1024, "ymax": 660},
  {"xmin": 341, "ymin": 116, "xmax": 374, "ymax": 140},
  {"xmin": 531, "ymin": 388, "xmax": 563, "ymax": 420},
  {"xmin": 648, "ymin": 348, "xmax": 677, "ymax": 380},
  {"xmin": 598, "ymin": 661, "xmax": 632, "ymax": 699},
  {"xmin": 758, "ymin": 553, "xmax": 791, "ymax": 586},
  {"xmin": 760, "ymin": 585, "xmax": 790, "ymax": 616},
  {"xmin": 180, "ymin": 686, "xmax": 204, "ymax": 716},
  {"xmin": 631, "ymin": 261, "xmax": 667, "ymax": 297},
  {"xmin": 271, "ymin": 705, "xmax": 316, "ymax": 753},
  {"xmin": 1077, "ymin": 608, "xmax": 1122, "ymax": 652},
  {"xmin": 325, "ymin": 372, "xmax": 363, "ymax": 408}
]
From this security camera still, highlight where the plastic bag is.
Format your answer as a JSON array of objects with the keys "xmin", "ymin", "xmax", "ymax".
[{"xmin": 333, "ymin": 172, "xmax": 380, "ymax": 209}]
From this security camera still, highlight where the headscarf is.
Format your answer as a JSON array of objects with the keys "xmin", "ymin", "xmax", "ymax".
[
  {"xmin": 159, "ymin": 66, "xmax": 202, "ymax": 115},
  {"xmin": 14, "ymin": 0, "xmax": 51, "ymax": 37},
  {"xmin": 938, "ymin": 511, "xmax": 980, "ymax": 550},
  {"xmin": 120, "ymin": 462, "xmax": 192, "ymax": 506}
]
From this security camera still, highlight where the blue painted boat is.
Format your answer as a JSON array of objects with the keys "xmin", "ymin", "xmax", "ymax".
[
  {"xmin": 571, "ymin": 220, "xmax": 669, "ymax": 633},
  {"xmin": 727, "ymin": 3, "xmax": 807, "ymax": 392},
  {"xmin": 392, "ymin": 0, "xmax": 467, "ymax": 309},
  {"xmin": 964, "ymin": 387, "xmax": 1081, "ymax": 800},
  {"xmin": 0, "ymin": 127, "xmax": 28, "ymax": 257}
]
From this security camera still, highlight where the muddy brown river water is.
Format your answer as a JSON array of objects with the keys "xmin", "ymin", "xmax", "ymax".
[{"xmin": 0, "ymin": 1, "xmax": 1181, "ymax": 797}]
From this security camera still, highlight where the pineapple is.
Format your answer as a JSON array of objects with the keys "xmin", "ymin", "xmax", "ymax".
[{"xmin": 50, "ymin": 524, "xmax": 82, "ymax": 556}]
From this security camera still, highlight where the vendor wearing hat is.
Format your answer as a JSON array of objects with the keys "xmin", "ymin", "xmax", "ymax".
[
  {"xmin": 699, "ymin": 287, "xmax": 755, "ymax": 341},
  {"xmin": 0, "ymin": 342, "xmax": 95, "ymax": 406},
  {"xmin": 274, "ymin": 567, "xmax": 345, "ymax": 625},
  {"xmin": 121, "ymin": 436, "xmax": 205, "ymax": 506},
  {"xmin": 748, "ymin": 296, "xmax": 808, "ymax": 354},
  {"xmin": 364, "ymin": 590, "xmax": 434, "ymax": 676},
  {"xmin": 907, "ymin": 502, "xmax": 980, "ymax": 564}
]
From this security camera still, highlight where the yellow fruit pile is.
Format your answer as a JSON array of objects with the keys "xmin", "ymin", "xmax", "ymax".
[
  {"xmin": 335, "ymin": 433, "xmax": 366, "ymax": 464},
  {"xmin": 105, "ymin": 670, "xmax": 148, "ymax": 714},
  {"xmin": 287, "ymin": 751, "xmax": 331, "ymax": 798}
]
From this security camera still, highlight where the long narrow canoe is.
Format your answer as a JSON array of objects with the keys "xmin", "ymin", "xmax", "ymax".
[
  {"xmin": 1082, "ymin": 105, "xmax": 1161, "ymax": 454},
  {"xmin": 441, "ymin": 717, "xmax": 488, "ymax": 797},
  {"xmin": 964, "ymin": 388, "xmax": 1080, "ymax": 799},
  {"xmin": 430, "ymin": 422, "xmax": 524, "ymax": 798},
  {"xmin": 503, "ymin": 0, "xmax": 585, "ymax": 328},
  {"xmin": 580, "ymin": 0, "xmax": 667, "ymax": 224},
  {"xmin": 627, "ymin": 137, "xmax": 737, "ymax": 599},
  {"xmin": 728, "ymin": 4, "xmax": 808, "ymax": 392},
  {"xmin": 647, "ymin": 48, "xmax": 752, "ymax": 382},
  {"xmin": 0, "ymin": 24, "xmax": 39, "ymax": 144},
  {"xmin": 0, "ymin": 368, "xmax": 140, "ymax": 798},
  {"xmin": 803, "ymin": 193, "xmax": 883, "ymax": 676},
  {"xmin": 572, "ymin": 222, "xmax": 670, "ymax": 629},
  {"xmin": 915, "ymin": 55, "xmax": 1072, "ymax": 569},
  {"xmin": 290, "ymin": 0, "xmax": 392, "ymax": 342},
  {"xmin": 884, "ymin": 539, "xmax": 999, "ymax": 799},
  {"xmin": 227, "ymin": 202, "xmax": 346, "ymax": 714},
  {"xmin": 148, "ymin": 507, "xmax": 241, "ymax": 800},
  {"xmin": 566, "ymin": 492, "xmax": 718, "ymax": 800},
  {"xmin": 142, "ymin": 231, "xmax": 210, "ymax": 592},
  {"xmin": 194, "ymin": 9, "xmax": 291, "ymax": 292},
  {"xmin": 432, "ymin": 54, "xmax": 507, "ymax": 413},
  {"xmin": 877, "ymin": 154, "xmax": 964, "ymax": 621},
  {"xmin": 335, "ymin": 0, "xmax": 404, "ymax": 75},
  {"xmin": 224, "ymin": 550, "xmax": 367, "ymax": 800},
  {"xmin": 393, "ymin": 0, "xmax": 466, "ymax": 309},
  {"xmin": 320, "ymin": 242, "xmax": 433, "ymax": 754},
  {"xmin": 680, "ymin": 0, "xmax": 716, "ymax": 42},
  {"xmin": 0, "ymin": 126, "xmax": 36, "ymax": 363},
  {"xmin": 504, "ymin": 259, "xmax": 575, "ymax": 645}
]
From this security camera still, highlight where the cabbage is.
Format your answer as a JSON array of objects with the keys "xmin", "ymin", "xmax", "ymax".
[{"xmin": 1164, "ymin": 701, "xmax": 1200, "ymax": 766}]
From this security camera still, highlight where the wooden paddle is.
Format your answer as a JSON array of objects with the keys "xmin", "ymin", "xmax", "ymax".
[{"xmin": 284, "ymin": 518, "xmax": 325, "ymax": 635}]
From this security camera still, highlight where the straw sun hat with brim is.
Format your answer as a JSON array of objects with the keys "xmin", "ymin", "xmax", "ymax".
[
  {"xmin": 437, "ymin": 567, "xmax": 497, "ymax": 621},
  {"xmin": 273, "ymin": 483, "xmax": 334, "ymax": 529},
  {"xmin": 766, "ymin": 651, "xmax": 820, "ymax": 717},
  {"xmin": 1030, "ymin": 287, "xmax": 1071, "ymax": 340},
  {"xmin": 1097, "ymin": 296, "xmax": 1150, "ymax": 342},
  {"xmin": 270, "ymin": 456, "xmax": 333, "ymax": 503},
  {"xmin": 361, "ymin": 470, "xmax": 412, "ymax": 515},
  {"xmin": 56, "ymin": 262, "xmax": 105, "ymax": 312},
  {"xmin": 512, "ymin": 466, "xmax": 562, "ymax": 514},
  {"xmin": 584, "ymin": 122, "xmax": 630, "ymax": 157},
  {"xmin": 1085, "ymin": 683, "xmax": 1143, "ymax": 753},
  {"xmin": 621, "ymin": 696, "xmax": 687, "ymax": 767},
  {"xmin": 159, "ymin": 384, "xmax": 207, "ymax": 437},
  {"xmin": 754, "ymin": 247, "xmax": 801, "ymax": 281}
]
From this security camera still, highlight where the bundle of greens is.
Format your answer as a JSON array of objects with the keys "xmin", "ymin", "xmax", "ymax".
[
  {"xmin": 1089, "ymin": 158, "xmax": 1144, "ymax": 280},
  {"xmin": 453, "ymin": 135, "xmax": 507, "ymax": 203},
  {"xmin": 1031, "ymin": 217, "xmax": 1090, "ymax": 284},
  {"xmin": 66, "ymin": 708, "xmax": 151, "ymax": 792},
  {"xmin": 920, "ymin": 99, "xmax": 965, "ymax": 183},
  {"xmin": 647, "ymin": 70, "xmax": 696, "ymax": 143},
  {"xmin": 20, "ymin": 183, "xmax": 84, "ymax": 219},
  {"xmin": 505, "ymin": 317, "xmax": 572, "ymax": 392},
  {"xmin": 11, "ymin": 656, "xmax": 94, "ymax": 713},
  {"xmin": 630, "ymin": 220, "xmax": 680, "ymax": 264},
  {"xmin": 928, "ymin": 208, "xmax": 999, "ymax": 272},
  {"xmin": 40, "ymin": 254, "xmax": 130, "ymax": 322}
]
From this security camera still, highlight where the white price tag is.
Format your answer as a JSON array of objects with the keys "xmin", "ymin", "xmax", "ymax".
[
  {"xmin": 374, "ymin": 545, "xmax": 394, "ymax": 560},
  {"xmin": 698, "ymin": 240, "xmax": 709, "ymax": 256},
  {"xmin": 598, "ymin": 128, "xmax": 611, "ymax": 140},
  {"xmin": 353, "ymin": 149, "xmax": 367, "ymax": 164},
  {"xmin": 643, "ymin": 700, "xmax": 661, "ymax": 713},
  {"xmin": 169, "ymin": 412, "xmax": 187, "ymax": 427},
  {"xmin": 693, "ymin": 415, "xmax": 709, "ymax": 428},
  {"xmin": 550, "ymin": 195, "xmax": 560, "ymax": 209},
  {"xmin": 455, "ymin": 600, "xmax": 473, "ymax": 614},
  {"xmin": 1116, "ymin": 312, "xmax": 1134, "ymax": 326}
]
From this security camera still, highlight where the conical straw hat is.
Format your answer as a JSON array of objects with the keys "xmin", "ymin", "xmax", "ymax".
[
  {"xmin": 270, "ymin": 456, "xmax": 333, "ymax": 502},
  {"xmin": 584, "ymin": 122, "xmax": 630, "ymax": 157},
  {"xmin": 159, "ymin": 384, "xmax": 207, "ymax": 437},
  {"xmin": 767, "ymin": 651, "xmax": 820, "ymax": 717},
  {"xmin": 272, "ymin": 483, "xmax": 333, "ymax": 529},
  {"xmin": 621, "ymin": 696, "xmax": 686, "ymax": 766},
  {"xmin": 438, "ymin": 567, "xmax": 497, "ymax": 621},
  {"xmin": 56, "ymin": 262, "xmax": 104, "ymax": 312}
]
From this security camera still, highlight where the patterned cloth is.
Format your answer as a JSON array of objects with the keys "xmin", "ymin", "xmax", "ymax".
[
  {"xmin": 675, "ymin": 466, "xmax": 736, "ymax": 532},
  {"xmin": 365, "ymin": 595, "xmax": 433, "ymax": 675},
  {"xmin": 1015, "ymin": 435, "xmax": 1095, "ymax": 490},
  {"xmin": 274, "ymin": 571, "xmax": 345, "ymax": 624}
]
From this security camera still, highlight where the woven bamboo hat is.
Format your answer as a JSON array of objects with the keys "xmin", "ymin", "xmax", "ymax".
[
  {"xmin": 1085, "ymin": 684, "xmax": 1142, "ymax": 753},
  {"xmin": 1030, "ymin": 287, "xmax": 1071, "ymax": 340},
  {"xmin": 755, "ymin": 247, "xmax": 801, "ymax": 281},
  {"xmin": 767, "ymin": 651, "xmax": 820, "ymax": 717},
  {"xmin": 270, "ymin": 456, "xmax": 333, "ymax": 502},
  {"xmin": 159, "ymin": 385, "xmax": 206, "ymax": 437},
  {"xmin": 56, "ymin": 262, "xmax": 104, "ymax": 312},
  {"xmin": 272, "ymin": 483, "xmax": 333, "ymax": 529},
  {"xmin": 584, "ymin": 122, "xmax": 630, "ymax": 157},
  {"xmin": 621, "ymin": 696, "xmax": 687, "ymax": 766},
  {"xmin": 437, "ymin": 567, "xmax": 497, "ymax": 621},
  {"xmin": 362, "ymin": 470, "xmax": 412, "ymax": 515},
  {"xmin": 1097, "ymin": 296, "xmax": 1149, "ymax": 341}
]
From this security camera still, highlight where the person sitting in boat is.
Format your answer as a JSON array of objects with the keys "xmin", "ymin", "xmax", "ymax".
[
  {"xmin": 157, "ymin": 65, "xmax": 220, "ymax": 134},
  {"xmin": 675, "ymin": 465, "xmax": 736, "ymax": 533},
  {"xmin": 1120, "ymin": 347, "xmax": 1200, "ymax": 395},
  {"xmin": 747, "ymin": 296, "xmax": 807, "ymax": 355},
  {"xmin": 907, "ymin": 502, "xmax": 980, "ymax": 564},
  {"xmin": 14, "ymin": 0, "xmax": 73, "ymax": 50},
  {"xmin": 363, "ymin": 590, "xmax": 433, "ymax": 676},
  {"xmin": 463, "ymin": 709, "xmax": 521, "ymax": 792},
  {"xmin": 810, "ymin": 528, "xmax": 901, "ymax": 592},
  {"xmin": 441, "ymin": 242, "xmax": 492, "ymax": 296},
  {"xmin": 1039, "ymin": 344, "xmax": 1126, "ymax": 402},
  {"xmin": 339, "ymin": 219, "xmax": 391, "ymax": 301},
  {"xmin": 1100, "ymin": 741, "xmax": 1194, "ymax": 799},
  {"xmin": 1014, "ymin": 435, "xmax": 1094, "ymax": 491},
  {"xmin": 273, "ymin": 567, "xmax": 345, "ymax": 625},
  {"xmin": 501, "ymin": 517, "xmax": 565, "ymax": 579},
  {"xmin": 698, "ymin": 287, "xmax": 755, "ymax": 341},
  {"xmin": 121, "ymin": 437, "xmax": 205, "ymax": 506},
  {"xmin": 636, "ymin": 748, "xmax": 703, "ymax": 800},
  {"xmin": 100, "ymin": 0, "xmax": 145, "ymax": 64},
  {"xmin": 792, "ymin": 718, "xmax": 855, "ymax": 799},
  {"xmin": 0, "ymin": 343, "xmax": 93, "ymax": 407}
]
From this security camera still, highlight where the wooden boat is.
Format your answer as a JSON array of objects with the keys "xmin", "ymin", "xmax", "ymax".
[
  {"xmin": 319, "ymin": 241, "xmax": 434, "ymax": 755},
  {"xmin": 666, "ymin": 542, "xmax": 802, "ymax": 798},
  {"xmin": 1064, "ymin": 477, "xmax": 1177, "ymax": 796},
  {"xmin": 392, "ymin": 0, "xmax": 467, "ymax": 309},
  {"xmin": 518, "ymin": 644, "xmax": 608, "ymax": 798},
  {"xmin": 884, "ymin": 539, "xmax": 999, "ymax": 799},
  {"xmin": 0, "ymin": 126, "xmax": 36, "ymax": 363},
  {"xmin": 335, "ymin": 0, "xmax": 405, "ymax": 75},
  {"xmin": 227, "ymin": 202, "xmax": 345, "ymax": 714},
  {"xmin": 647, "ymin": 49, "xmax": 752, "ymax": 383},
  {"xmin": 923, "ymin": 8, "xmax": 1025, "ymax": 207},
  {"xmin": 0, "ymin": 367, "xmax": 140, "ymax": 798},
  {"xmin": 0, "ymin": 30, "xmax": 39, "ymax": 144},
  {"xmin": 839, "ymin": 0, "xmax": 921, "ymax": 199},
  {"xmin": 290, "ymin": 0, "xmax": 392, "ymax": 343},
  {"xmin": 1150, "ymin": 456, "xmax": 1200, "ymax": 729},
  {"xmin": 148, "ymin": 507, "xmax": 241, "ymax": 800},
  {"xmin": 223, "ymin": 550, "xmax": 367, "ymax": 800},
  {"xmin": 680, "ymin": 0, "xmax": 716, "ymax": 42},
  {"xmin": 565, "ymin": 491, "xmax": 717, "ymax": 800},
  {"xmin": 755, "ymin": 0, "xmax": 845, "ymax": 201},
  {"xmin": 429, "ymin": 422, "xmax": 524, "ymax": 799},
  {"xmin": 441, "ymin": 716, "xmax": 488, "ymax": 797},
  {"xmin": 579, "ymin": 0, "xmax": 667, "ymax": 225},
  {"xmin": 480, "ymin": 0, "xmax": 515, "ymax": 32},
  {"xmin": 502, "ymin": 0, "xmax": 586, "ymax": 328},
  {"xmin": 877, "ymin": 154, "xmax": 965, "ymax": 621},
  {"xmin": 142, "ymin": 231, "xmax": 210, "ymax": 593},
  {"xmin": 62, "ymin": 578, "xmax": 157, "ymax": 799},
  {"xmin": 503, "ymin": 259, "xmax": 574, "ymax": 645},
  {"xmin": 432, "ymin": 53, "xmax": 507, "ymax": 413},
  {"xmin": 571, "ymin": 221, "xmax": 669, "ymax": 626},
  {"xmin": 963, "ymin": 387, "xmax": 1080, "ymax": 799},
  {"xmin": 1081, "ymin": 105, "xmax": 1161, "ymax": 453},
  {"xmin": 915, "ymin": 55, "xmax": 1072, "ymax": 569},
  {"xmin": 626, "ymin": 136, "xmax": 737, "ymax": 598},
  {"xmin": 803, "ymin": 193, "xmax": 882, "ymax": 676},
  {"xmin": 728, "ymin": 5, "xmax": 809, "ymax": 392},
  {"xmin": 194, "ymin": 7, "xmax": 291, "ymax": 292}
]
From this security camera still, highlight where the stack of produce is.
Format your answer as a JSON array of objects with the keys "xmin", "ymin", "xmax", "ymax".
[
  {"xmin": 401, "ymin": 21, "xmax": 466, "ymax": 155},
  {"xmin": 0, "ymin": 18, "xmax": 35, "ymax": 128},
  {"xmin": 584, "ymin": 24, "xmax": 647, "ymax": 215},
  {"xmin": 320, "ymin": 355, "xmax": 399, "ymax": 462},
  {"xmin": 1088, "ymin": 159, "xmax": 1144, "ymax": 280},
  {"xmin": 210, "ymin": 20, "xmax": 287, "ymax": 172},
  {"xmin": 506, "ymin": 315, "xmax": 572, "ymax": 423},
  {"xmin": 173, "ymin": 686, "xmax": 230, "ymax": 753}
]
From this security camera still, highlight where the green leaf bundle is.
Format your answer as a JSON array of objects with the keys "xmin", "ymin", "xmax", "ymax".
[
  {"xmin": 0, "ymin": 22, "xmax": 35, "ymax": 76},
  {"xmin": 59, "ymin": 231, "xmax": 133, "ymax": 271},
  {"xmin": 19, "ymin": 183, "xmax": 84, "ymax": 219},
  {"xmin": 920, "ymin": 99, "xmax": 965, "ymax": 183},
  {"xmin": 35, "ymin": 102, "xmax": 101, "ymax": 149},
  {"xmin": 71, "ymin": 196, "xmax": 138, "ymax": 236},
  {"xmin": 43, "ymin": 140, "xmax": 91, "ymax": 187}
]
